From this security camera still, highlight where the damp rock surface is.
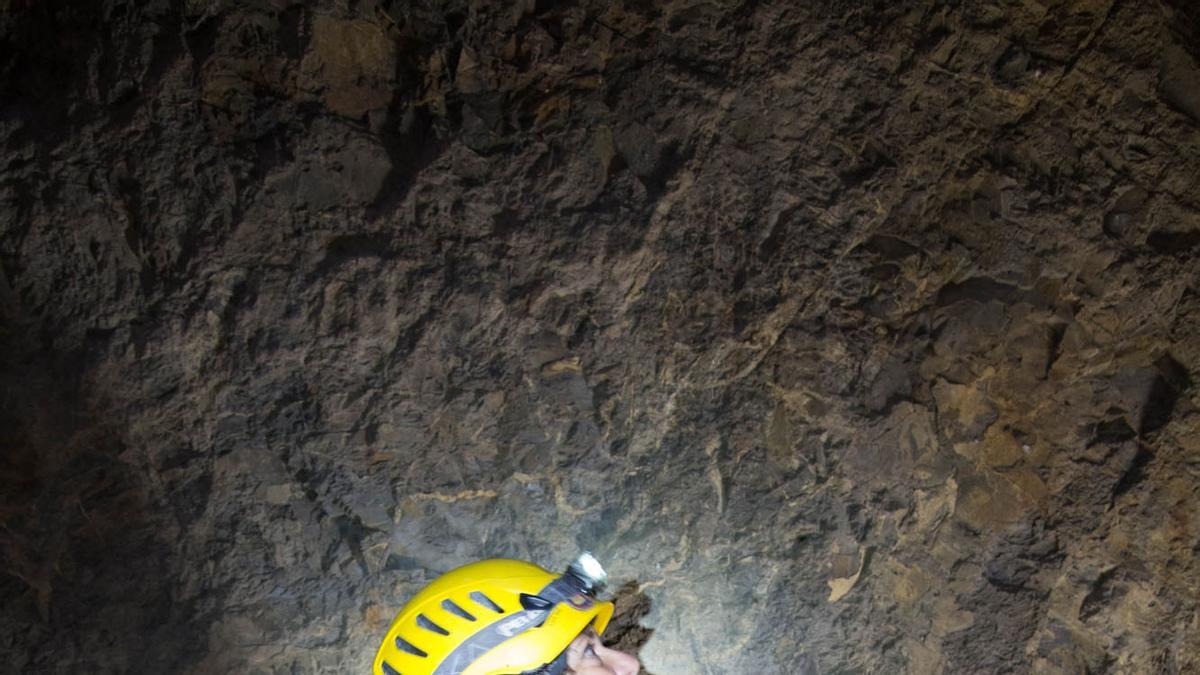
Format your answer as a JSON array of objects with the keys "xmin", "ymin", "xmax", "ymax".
[{"xmin": 2, "ymin": 1, "xmax": 1200, "ymax": 673}]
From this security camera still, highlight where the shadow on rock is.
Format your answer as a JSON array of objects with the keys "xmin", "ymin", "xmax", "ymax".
[{"xmin": 0, "ymin": 309, "xmax": 212, "ymax": 670}]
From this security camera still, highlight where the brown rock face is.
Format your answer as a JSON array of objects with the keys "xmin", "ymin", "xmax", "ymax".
[
  {"xmin": 300, "ymin": 16, "xmax": 396, "ymax": 119},
  {"xmin": 2, "ymin": 0, "xmax": 1199, "ymax": 673}
]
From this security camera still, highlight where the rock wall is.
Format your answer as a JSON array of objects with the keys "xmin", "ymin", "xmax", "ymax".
[{"xmin": 2, "ymin": 0, "xmax": 1199, "ymax": 672}]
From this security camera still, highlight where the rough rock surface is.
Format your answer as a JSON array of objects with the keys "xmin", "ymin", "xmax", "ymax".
[{"xmin": 2, "ymin": 0, "xmax": 1200, "ymax": 673}]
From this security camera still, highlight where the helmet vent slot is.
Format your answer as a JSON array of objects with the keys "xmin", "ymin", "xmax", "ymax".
[
  {"xmin": 470, "ymin": 591, "xmax": 505, "ymax": 614},
  {"xmin": 394, "ymin": 635, "xmax": 428, "ymax": 658},
  {"xmin": 381, "ymin": 661, "xmax": 402, "ymax": 675},
  {"xmin": 519, "ymin": 593, "xmax": 553, "ymax": 611},
  {"xmin": 417, "ymin": 614, "xmax": 449, "ymax": 635},
  {"xmin": 441, "ymin": 599, "xmax": 477, "ymax": 621}
]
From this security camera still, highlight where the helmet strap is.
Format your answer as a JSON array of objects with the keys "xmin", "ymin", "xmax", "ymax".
[
  {"xmin": 545, "ymin": 651, "xmax": 569, "ymax": 675},
  {"xmin": 532, "ymin": 651, "xmax": 568, "ymax": 675}
]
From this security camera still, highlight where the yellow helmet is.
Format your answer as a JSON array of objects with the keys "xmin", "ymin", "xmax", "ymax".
[{"xmin": 373, "ymin": 554, "xmax": 615, "ymax": 675}]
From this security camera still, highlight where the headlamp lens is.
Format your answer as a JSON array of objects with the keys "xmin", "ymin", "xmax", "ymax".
[{"xmin": 567, "ymin": 552, "xmax": 608, "ymax": 595}]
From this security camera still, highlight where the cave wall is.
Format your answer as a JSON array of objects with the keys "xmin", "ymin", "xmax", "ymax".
[{"xmin": 2, "ymin": 0, "xmax": 1199, "ymax": 672}]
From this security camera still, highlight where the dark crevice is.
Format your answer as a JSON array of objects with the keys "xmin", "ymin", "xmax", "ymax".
[{"xmin": 1110, "ymin": 444, "xmax": 1153, "ymax": 503}]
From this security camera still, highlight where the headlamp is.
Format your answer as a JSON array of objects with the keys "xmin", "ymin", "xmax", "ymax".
[{"xmin": 564, "ymin": 551, "xmax": 608, "ymax": 597}]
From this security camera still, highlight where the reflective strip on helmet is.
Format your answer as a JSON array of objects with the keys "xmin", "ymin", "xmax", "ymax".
[
  {"xmin": 431, "ymin": 608, "xmax": 550, "ymax": 674},
  {"xmin": 430, "ymin": 576, "xmax": 588, "ymax": 675}
]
